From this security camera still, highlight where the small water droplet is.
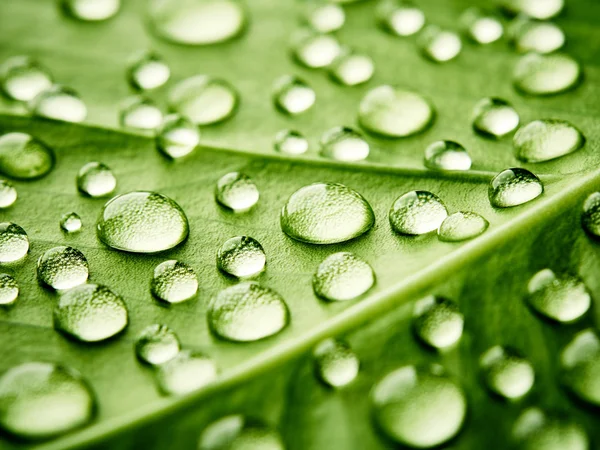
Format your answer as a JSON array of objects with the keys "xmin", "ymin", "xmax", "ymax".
[
  {"xmin": 215, "ymin": 172, "xmax": 259, "ymax": 213},
  {"xmin": 377, "ymin": 0, "xmax": 425, "ymax": 37},
  {"xmin": 489, "ymin": 168, "xmax": 543, "ymax": 208},
  {"xmin": 29, "ymin": 85, "xmax": 87, "ymax": 123},
  {"xmin": 281, "ymin": 182, "xmax": 375, "ymax": 244},
  {"xmin": 412, "ymin": 296, "xmax": 464, "ymax": 349},
  {"xmin": 0, "ymin": 132, "xmax": 55, "ymax": 180},
  {"xmin": 156, "ymin": 350, "xmax": 218, "ymax": 396},
  {"xmin": 63, "ymin": 0, "xmax": 121, "ymax": 21},
  {"xmin": 0, "ymin": 362, "xmax": 95, "ymax": 440},
  {"xmin": 389, "ymin": 190, "xmax": 448, "ymax": 235},
  {"xmin": 561, "ymin": 329, "xmax": 600, "ymax": 407},
  {"xmin": 313, "ymin": 252, "xmax": 374, "ymax": 302},
  {"xmin": 480, "ymin": 346, "xmax": 535, "ymax": 399},
  {"xmin": 37, "ymin": 246, "xmax": 89, "ymax": 291},
  {"xmin": 460, "ymin": 8, "xmax": 503, "ymax": 44},
  {"xmin": 274, "ymin": 130, "xmax": 308, "ymax": 155},
  {"xmin": 156, "ymin": 114, "xmax": 200, "ymax": 159},
  {"xmin": 513, "ymin": 407, "xmax": 588, "ymax": 450},
  {"xmin": 135, "ymin": 324, "xmax": 180, "ymax": 365},
  {"xmin": 472, "ymin": 97, "xmax": 520, "ymax": 139},
  {"xmin": 208, "ymin": 282, "xmax": 289, "ymax": 342},
  {"xmin": 419, "ymin": 25, "xmax": 462, "ymax": 62},
  {"xmin": 513, "ymin": 53, "xmax": 581, "ymax": 96},
  {"xmin": 509, "ymin": 18, "xmax": 565, "ymax": 54},
  {"xmin": 313, "ymin": 339, "xmax": 359, "ymax": 388},
  {"xmin": 0, "ymin": 273, "xmax": 18, "ymax": 305},
  {"xmin": 513, "ymin": 119, "xmax": 584, "ymax": 163},
  {"xmin": 77, "ymin": 162, "xmax": 116, "ymax": 198},
  {"xmin": 128, "ymin": 52, "xmax": 170, "ymax": 91},
  {"xmin": 0, "ymin": 222, "xmax": 29, "ymax": 263},
  {"xmin": 198, "ymin": 415, "xmax": 284, "ymax": 450},
  {"xmin": 0, "ymin": 180, "xmax": 17, "ymax": 208},
  {"xmin": 358, "ymin": 85, "xmax": 434, "ymax": 138},
  {"xmin": 499, "ymin": 0, "xmax": 564, "ymax": 20},
  {"xmin": 273, "ymin": 76, "xmax": 315, "ymax": 115},
  {"xmin": 217, "ymin": 236, "xmax": 266, "ymax": 279},
  {"xmin": 151, "ymin": 260, "xmax": 198, "ymax": 304},
  {"xmin": 371, "ymin": 365, "xmax": 467, "ymax": 448},
  {"xmin": 582, "ymin": 192, "xmax": 600, "ymax": 238},
  {"xmin": 0, "ymin": 56, "xmax": 53, "ymax": 102},
  {"xmin": 60, "ymin": 212, "xmax": 82, "ymax": 233},
  {"xmin": 306, "ymin": 3, "xmax": 345, "ymax": 33},
  {"xmin": 424, "ymin": 140, "xmax": 471, "ymax": 171},
  {"xmin": 329, "ymin": 51, "xmax": 374, "ymax": 86},
  {"xmin": 320, "ymin": 126, "xmax": 369, "ymax": 162},
  {"xmin": 120, "ymin": 97, "xmax": 163, "ymax": 131},
  {"xmin": 293, "ymin": 32, "xmax": 342, "ymax": 68},
  {"xmin": 438, "ymin": 211, "xmax": 489, "ymax": 242}
]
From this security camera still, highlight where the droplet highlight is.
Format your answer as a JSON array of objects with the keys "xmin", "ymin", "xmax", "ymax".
[
  {"xmin": 293, "ymin": 32, "xmax": 341, "ymax": 68},
  {"xmin": 156, "ymin": 350, "xmax": 217, "ymax": 396},
  {"xmin": 489, "ymin": 168, "xmax": 543, "ymax": 208},
  {"xmin": 0, "ymin": 132, "xmax": 55, "ymax": 180},
  {"xmin": 582, "ymin": 192, "xmax": 600, "ymax": 239},
  {"xmin": 377, "ymin": 0, "xmax": 425, "ymax": 37},
  {"xmin": 389, "ymin": 190, "xmax": 448, "ymax": 235},
  {"xmin": 198, "ymin": 415, "xmax": 284, "ymax": 450},
  {"xmin": 561, "ymin": 329, "xmax": 600, "ymax": 407},
  {"xmin": 151, "ymin": 260, "xmax": 198, "ymax": 304},
  {"xmin": 120, "ymin": 97, "xmax": 163, "ymax": 131},
  {"xmin": 217, "ymin": 236, "xmax": 266, "ymax": 279},
  {"xmin": 128, "ymin": 52, "xmax": 170, "ymax": 91},
  {"xmin": 513, "ymin": 119, "xmax": 584, "ymax": 163},
  {"xmin": 513, "ymin": 407, "xmax": 588, "ymax": 450},
  {"xmin": 419, "ymin": 25, "xmax": 462, "ymax": 62},
  {"xmin": 77, "ymin": 162, "xmax": 116, "ymax": 198},
  {"xmin": 513, "ymin": 53, "xmax": 581, "ymax": 96},
  {"xmin": 480, "ymin": 346, "xmax": 535, "ymax": 399},
  {"xmin": 274, "ymin": 130, "xmax": 308, "ymax": 155},
  {"xmin": 60, "ymin": 212, "xmax": 82, "ymax": 233},
  {"xmin": 461, "ymin": 8, "xmax": 503, "ymax": 44},
  {"xmin": 30, "ymin": 86, "xmax": 87, "ymax": 123},
  {"xmin": 329, "ymin": 52, "xmax": 374, "ymax": 86},
  {"xmin": 215, "ymin": 172, "xmax": 259, "ymax": 213},
  {"xmin": 412, "ymin": 296, "xmax": 464, "ymax": 349},
  {"xmin": 63, "ymin": 0, "xmax": 121, "ymax": 21},
  {"xmin": 37, "ymin": 246, "xmax": 89, "ymax": 291},
  {"xmin": 320, "ymin": 126, "xmax": 369, "ymax": 162},
  {"xmin": 499, "ymin": 0, "xmax": 564, "ymax": 20},
  {"xmin": 510, "ymin": 18, "xmax": 565, "ymax": 54},
  {"xmin": 438, "ymin": 211, "xmax": 489, "ymax": 242},
  {"xmin": 424, "ymin": 140, "xmax": 471, "ymax": 171},
  {"xmin": 0, "ymin": 222, "xmax": 29, "ymax": 263},
  {"xmin": 472, "ymin": 98, "xmax": 520, "ymax": 139},
  {"xmin": 0, "ymin": 56, "xmax": 53, "ymax": 102},
  {"xmin": 306, "ymin": 3, "xmax": 345, "ymax": 33},
  {"xmin": 0, "ymin": 180, "xmax": 17, "ymax": 208},
  {"xmin": 313, "ymin": 252, "xmax": 374, "ymax": 302},
  {"xmin": 0, "ymin": 273, "xmax": 19, "ymax": 305},
  {"xmin": 156, "ymin": 114, "xmax": 200, "ymax": 159},
  {"xmin": 273, "ymin": 76, "xmax": 315, "ymax": 115},
  {"xmin": 313, "ymin": 339, "xmax": 359, "ymax": 388},
  {"xmin": 135, "ymin": 324, "xmax": 180, "ymax": 366}
]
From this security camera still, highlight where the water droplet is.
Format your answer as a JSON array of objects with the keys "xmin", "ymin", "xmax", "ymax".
[
  {"xmin": 460, "ymin": 8, "xmax": 503, "ymax": 44},
  {"xmin": 0, "ymin": 362, "xmax": 94, "ymax": 440},
  {"xmin": 97, "ymin": 191, "xmax": 189, "ymax": 253},
  {"xmin": 371, "ymin": 365, "xmax": 467, "ymax": 448},
  {"xmin": 419, "ymin": 25, "xmax": 462, "ymax": 62},
  {"xmin": 0, "ymin": 273, "xmax": 18, "ymax": 305},
  {"xmin": 412, "ymin": 296, "xmax": 464, "ymax": 349},
  {"xmin": 37, "ymin": 246, "xmax": 89, "ymax": 291},
  {"xmin": 208, "ymin": 282, "xmax": 289, "ymax": 342},
  {"xmin": 513, "ymin": 119, "xmax": 584, "ymax": 163},
  {"xmin": 54, "ymin": 283, "xmax": 128, "ymax": 342},
  {"xmin": 377, "ymin": 0, "xmax": 425, "ymax": 37},
  {"xmin": 198, "ymin": 415, "xmax": 284, "ymax": 450},
  {"xmin": 0, "ymin": 222, "xmax": 29, "ymax": 263},
  {"xmin": 156, "ymin": 350, "xmax": 218, "ymax": 396},
  {"xmin": 293, "ymin": 32, "xmax": 342, "ymax": 68},
  {"xmin": 151, "ymin": 260, "xmax": 198, "ymax": 304},
  {"xmin": 306, "ymin": 3, "xmax": 345, "ymax": 33},
  {"xmin": 513, "ymin": 53, "xmax": 581, "ymax": 96},
  {"xmin": 513, "ymin": 408, "xmax": 588, "ymax": 450},
  {"xmin": 313, "ymin": 339, "xmax": 359, "ymax": 388},
  {"xmin": 135, "ymin": 324, "xmax": 180, "ymax": 365},
  {"xmin": 358, "ymin": 85, "xmax": 434, "ymax": 138},
  {"xmin": 215, "ymin": 172, "xmax": 259, "ymax": 213},
  {"xmin": 273, "ymin": 130, "xmax": 308, "ymax": 155},
  {"xmin": 389, "ymin": 190, "xmax": 448, "ymax": 235},
  {"xmin": 120, "ymin": 97, "xmax": 163, "ymax": 131},
  {"xmin": 489, "ymin": 168, "xmax": 543, "ymax": 208},
  {"xmin": 313, "ymin": 252, "xmax": 374, "ymax": 302},
  {"xmin": 77, "ymin": 162, "xmax": 116, "ymax": 198},
  {"xmin": 0, "ymin": 56, "xmax": 53, "ymax": 102},
  {"xmin": 329, "ymin": 51, "xmax": 374, "ymax": 86},
  {"xmin": 29, "ymin": 85, "xmax": 87, "ymax": 123},
  {"xmin": 0, "ymin": 132, "xmax": 55, "ymax": 180},
  {"xmin": 63, "ymin": 0, "xmax": 121, "ymax": 21},
  {"xmin": 561, "ymin": 329, "xmax": 600, "ymax": 407},
  {"xmin": 509, "ymin": 18, "xmax": 565, "ymax": 54},
  {"xmin": 0, "ymin": 180, "xmax": 17, "ymax": 208},
  {"xmin": 438, "ymin": 211, "xmax": 489, "ymax": 242},
  {"xmin": 128, "ymin": 52, "xmax": 170, "ymax": 91},
  {"xmin": 424, "ymin": 140, "xmax": 471, "ymax": 171},
  {"xmin": 499, "ymin": 0, "xmax": 564, "ymax": 20},
  {"xmin": 582, "ymin": 192, "xmax": 600, "ymax": 238},
  {"xmin": 281, "ymin": 182, "xmax": 375, "ymax": 244},
  {"xmin": 156, "ymin": 114, "xmax": 200, "ymax": 159},
  {"xmin": 320, "ymin": 126, "xmax": 369, "ymax": 162},
  {"xmin": 217, "ymin": 236, "xmax": 266, "ymax": 278},
  {"xmin": 272, "ymin": 76, "xmax": 315, "ymax": 115},
  {"xmin": 480, "ymin": 346, "xmax": 534, "ymax": 399},
  {"xmin": 60, "ymin": 212, "xmax": 82, "ymax": 233},
  {"xmin": 472, "ymin": 98, "xmax": 520, "ymax": 139}
]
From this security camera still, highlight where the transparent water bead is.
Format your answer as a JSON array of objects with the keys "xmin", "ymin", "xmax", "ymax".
[
  {"xmin": 377, "ymin": 0, "xmax": 425, "ymax": 37},
  {"xmin": 0, "ymin": 132, "xmax": 55, "ymax": 180},
  {"xmin": 168, "ymin": 75, "xmax": 238, "ymax": 125},
  {"xmin": 489, "ymin": 168, "xmax": 543, "ymax": 208},
  {"xmin": 217, "ymin": 236, "xmax": 266, "ymax": 278},
  {"xmin": 151, "ymin": 260, "xmax": 198, "ymax": 304},
  {"xmin": 54, "ymin": 283, "xmax": 128, "ymax": 342},
  {"xmin": 460, "ymin": 8, "xmax": 503, "ymax": 44},
  {"xmin": 280, "ymin": 182, "xmax": 375, "ymax": 244},
  {"xmin": 510, "ymin": 18, "xmax": 565, "ymax": 54},
  {"xmin": 120, "ymin": 97, "xmax": 163, "ymax": 131},
  {"xmin": 198, "ymin": 415, "xmax": 285, "ymax": 450},
  {"xmin": 419, "ymin": 26, "xmax": 462, "ymax": 63},
  {"xmin": 0, "ymin": 222, "xmax": 29, "ymax": 263},
  {"xmin": 389, "ymin": 190, "xmax": 448, "ymax": 235},
  {"xmin": 156, "ymin": 350, "xmax": 218, "ymax": 396},
  {"xmin": 148, "ymin": 0, "xmax": 246, "ymax": 45},
  {"xmin": 313, "ymin": 339, "xmax": 359, "ymax": 388},
  {"xmin": 0, "ymin": 56, "xmax": 53, "ymax": 102},
  {"xmin": 63, "ymin": 0, "xmax": 121, "ymax": 21},
  {"xmin": 582, "ymin": 192, "xmax": 600, "ymax": 238},
  {"xmin": 513, "ymin": 119, "xmax": 584, "ymax": 163},
  {"xmin": 412, "ymin": 296, "xmax": 464, "ymax": 349},
  {"xmin": 313, "ymin": 252, "xmax": 374, "ymax": 302},
  {"xmin": 293, "ymin": 32, "xmax": 342, "ymax": 69},
  {"xmin": 472, "ymin": 98, "xmax": 520, "ymax": 139},
  {"xmin": 272, "ymin": 76, "xmax": 315, "ymax": 115},
  {"xmin": 438, "ymin": 211, "xmax": 489, "ymax": 242},
  {"xmin": 215, "ymin": 172, "xmax": 259, "ymax": 213},
  {"xmin": 135, "ymin": 324, "xmax": 180, "ymax": 366},
  {"xmin": 329, "ymin": 52, "xmax": 374, "ymax": 86},
  {"xmin": 0, "ymin": 273, "xmax": 19, "ymax": 305},
  {"xmin": 156, "ymin": 114, "xmax": 200, "ymax": 159},
  {"xmin": 320, "ymin": 126, "xmax": 369, "ymax": 162},
  {"xmin": 358, "ymin": 85, "xmax": 434, "ymax": 138},
  {"xmin": 77, "ymin": 162, "xmax": 116, "ymax": 198},
  {"xmin": 97, "ymin": 191, "xmax": 189, "ymax": 253},
  {"xmin": 30, "ymin": 85, "xmax": 87, "ymax": 123},
  {"xmin": 424, "ymin": 140, "xmax": 471, "ymax": 171},
  {"xmin": 499, "ymin": 0, "xmax": 564, "ymax": 20},
  {"xmin": 513, "ymin": 53, "xmax": 581, "ymax": 96},
  {"xmin": 527, "ymin": 269, "xmax": 590, "ymax": 323},
  {"xmin": 273, "ymin": 129, "xmax": 308, "ymax": 155},
  {"xmin": 0, "ymin": 180, "xmax": 17, "ymax": 208},
  {"xmin": 561, "ymin": 329, "xmax": 600, "ymax": 407},
  {"xmin": 208, "ymin": 282, "xmax": 289, "ymax": 342},
  {"xmin": 306, "ymin": 3, "xmax": 345, "ymax": 33},
  {"xmin": 60, "ymin": 212, "xmax": 82, "ymax": 233},
  {"xmin": 513, "ymin": 408, "xmax": 589, "ymax": 450},
  {"xmin": 37, "ymin": 246, "xmax": 89, "ymax": 291},
  {"xmin": 0, "ymin": 362, "xmax": 94, "ymax": 440},
  {"xmin": 128, "ymin": 53, "xmax": 170, "ymax": 91},
  {"xmin": 371, "ymin": 365, "xmax": 467, "ymax": 448},
  {"xmin": 480, "ymin": 346, "xmax": 535, "ymax": 399}
]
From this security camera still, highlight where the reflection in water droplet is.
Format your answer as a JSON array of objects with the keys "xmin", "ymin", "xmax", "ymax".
[
  {"xmin": 217, "ymin": 236, "xmax": 266, "ymax": 278},
  {"xmin": 424, "ymin": 140, "xmax": 471, "ymax": 171},
  {"xmin": 97, "ymin": 191, "xmax": 189, "ymax": 253},
  {"xmin": 314, "ymin": 339, "xmax": 359, "ymax": 388},
  {"xmin": 372, "ymin": 365, "xmax": 467, "ymax": 448},
  {"xmin": 461, "ymin": 8, "xmax": 503, "ymax": 44},
  {"xmin": 419, "ymin": 25, "xmax": 462, "ymax": 62},
  {"xmin": 198, "ymin": 415, "xmax": 285, "ymax": 450},
  {"xmin": 273, "ymin": 76, "xmax": 315, "ymax": 115},
  {"xmin": 156, "ymin": 350, "xmax": 217, "ymax": 396},
  {"xmin": 63, "ymin": 0, "xmax": 121, "ymax": 21},
  {"xmin": 513, "ymin": 407, "xmax": 588, "ymax": 450},
  {"xmin": 120, "ymin": 97, "xmax": 163, "ymax": 131},
  {"xmin": 156, "ymin": 114, "xmax": 200, "ymax": 159},
  {"xmin": 37, "ymin": 246, "xmax": 89, "ymax": 291},
  {"xmin": 561, "ymin": 329, "xmax": 600, "ymax": 407},
  {"xmin": 54, "ymin": 283, "xmax": 128, "ymax": 342},
  {"xmin": 438, "ymin": 211, "xmax": 488, "ymax": 242},
  {"xmin": 0, "ymin": 362, "xmax": 94, "ymax": 440},
  {"xmin": 0, "ymin": 273, "xmax": 18, "ymax": 305},
  {"xmin": 358, "ymin": 85, "xmax": 434, "ymax": 138},
  {"xmin": 128, "ymin": 53, "xmax": 170, "ymax": 91},
  {"xmin": 489, "ymin": 168, "xmax": 543, "ymax": 208},
  {"xmin": 215, "ymin": 172, "xmax": 259, "ymax": 213},
  {"xmin": 274, "ymin": 130, "xmax": 308, "ymax": 155},
  {"xmin": 513, "ymin": 119, "xmax": 584, "ymax": 163},
  {"xmin": 499, "ymin": 0, "xmax": 564, "ymax": 20},
  {"xmin": 313, "ymin": 252, "xmax": 374, "ymax": 302},
  {"xmin": 0, "ymin": 222, "xmax": 29, "ymax": 263},
  {"xmin": 0, "ymin": 132, "xmax": 55, "ymax": 180},
  {"xmin": 208, "ymin": 282, "xmax": 289, "ymax": 342},
  {"xmin": 60, "ymin": 212, "xmax": 82, "ymax": 233},
  {"xmin": 513, "ymin": 53, "xmax": 581, "ymax": 96},
  {"xmin": 472, "ymin": 98, "xmax": 520, "ymax": 139},
  {"xmin": 135, "ymin": 324, "xmax": 180, "ymax": 366},
  {"xmin": 509, "ymin": 18, "xmax": 565, "ymax": 54},
  {"xmin": 0, "ymin": 180, "xmax": 17, "ymax": 208},
  {"xmin": 307, "ymin": 3, "xmax": 345, "ymax": 33},
  {"xmin": 30, "ymin": 86, "xmax": 87, "ymax": 123},
  {"xmin": 389, "ymin": 190, "xmax": 448, "ymax": 235},
  {"xmin": 281, "ymin": 183, "xmax": 375, "ymax": 244},
  {"xmin": 293, "ymin": 32, "xmax": 342, "ymax": 68},
  {"xmin": 480, "ymin": 346, "xmax": 535, "ymax": 399},
  {"xmin": 377, "ymin": 0, "xmax": 425, "ymax": 37},
  {"xmin": 77, "ymin": 162, "xmax": 116, "ymax": 198},
  {"xmin": 0, "ymin": 56, "xmax": 53, "ymax": 102},
  {"xmin": 582, "ymin": 192, "xmax": 600, "ymax": 239},
  {"xmin": 320, "ymin": 127, "xmax": 369, "ymax": 162},
  {"xmin": 151, "ymin": 260, "xmax": 198, "ymax": 304},
  {"xmin": 329, "ymin": 52, "xmax": 374, "ymax": 86},
  {"xmin": 413, "ymin": 296, "xmax": 463, "ymax": 349}
]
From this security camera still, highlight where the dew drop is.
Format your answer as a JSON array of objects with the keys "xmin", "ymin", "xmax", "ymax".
[
  {"xmin": 293, "ymin": 32, "xmax": 342, "ymax": 69},
  {"xmin": 63, "ymin": 0, "xmax": 120, "ymax": 21},
  {"xmin": 37, "ymin": 246, "xmax": 89, "ymax": 291},
  {"xmin": 280, "ymin": 182, "xmax": 375, "ymax": 244},
  {"xmin": 151, "ymin": 260, "xmax": 198, "ymax": 304},
  {"xmin": 156, "ymin": 114, "xmax": 200, "ymax": 159},
  {"xmin": 156, "ymin": 350, "xmax": 218, "ymax": 396},
  {"xmin": 513, "ymin": 119, "xmax": 584, "ymax": 163},
  {"xmin": 77, "ymin": 162, "xmax": 116, "ymax": 198},
  {"xmin": 472, "ymin": 98, "xmax": 520, "ymax": 139},
  {"xmin": 313, "ymin": 339, "xmax": 359, "ymax": 388},
  {"xmin": 499, "ymin": 0, "xmax": 564, "ymax": 20},
  {"xmin": 0, "ymin": 362, "xmax": 94, "ymax": 440},
  {"xmin": 306, "ymin": 3, "xmax": 345, "ymax": 33},
  {"xmin": 320, "ymin": 126, "xmax": 369, "ymax": 162},
  {"xmin": 460, "ymin": 8, "xmax": 503, "ymax": 44},
  {"xmin": 560, "ymin": 329, "xmax": 600, "ymax": 407},
  {"xmin": 358, "ymin": 85, "xmax": 434, "ymax": 138},
  {"xmin": 0, "ymin": 132, "xmax": 55, "ymax": 180},
  {"xmin": 438, "ymin": 211, "xmax": 489, "ymax": 242},
  {"xmin": 389, "ymin": 190, "xmax": 448, "ymax": 235},
  {"xmin": 97, "ymin": 191, "xmax": 189, "ymax": 253},
  {"xmin": 273, "ymin": 130, "xmax": 308, "ymax": 155},
  {"xmin": 120, "ymin": 97, "xmax": 163, "ymax": 131},
  {"xmin": 135, "ymin": 324, "xmax": 180, "ymax": 366},
  {"xmin": 371, "ymin": 365, "xmax": 467, "ymax": 448},
  {"xmin": 208, "ymin": 282, "xmax": 289, "ymax": 342},
  {"xmin": 0, "ymin": 273, "xmax": 18, "ymax": 305},
  {"xmin": 419, "ymin": 25, "xmax": 462, "ymax": 62},
  {"xmin": 272, "ymin": 76, "xmax": 315, "ymax": 115},
  {"xmin": 412, "ymin": 296, "xmax": 464, "ymax": 349},
  {"xmin": 0, "ymin": 180, "xmax": 17, "ymax": 208},
  {"xmin": 215, "ymin": 172, "xmax": 259, "ymax": 213},
  {"xmin": 29, "ymin": 86, "xmax": 87, "ymax": 123},
  {"xmin": 313, "ymin": 252, "xmax": 374, "ymax": 302},
  {"xmin": 128, "ymin": 52, "xmax": 170, "ymax": 91},
  {"xmin": 513, "ymin": 407, "xmax": 588, "ymax": 450},
  {"xmin": 217, "ymin": 236, "xmax": 266, "ymax": 279},
  {"xmin": 509, "ymin": 18, "xmax": 565, "ymax": 54},
  {"xmin": 0, "ymin": 56, "xmax": 53, "ymax": 102},
  {"xmin": 489, "ymin": 168, "xmax": 543, "ymax": 208},
  {"xmin": 480, "ymin": 346, "xmax": 535, "ymax": 399},
  {"xmin": 513, "ymin": 53, "xmax": 581, "ymax": 96},
  {"xmin": 582, "ymin": 192, "xmax": 600, "ymax": 238},
  {"xmin": 329, "ymin": 52, "xmax": 374, "ymax": 86},
  {"xmin": 377, "ymin": 0, "xmax": 425, "ymax": 37},
  {"xmin": 198, "ymin": 415, "xmax": 284, "ymax": 450},
  {"xmin": 0, "ymin": 222, "xmax": 29, "ymax": 263},
  {"xmin": 60, "ymin": 212, "xmax": 82, "ymax": 233},
  {"xmin": 424, "ymin": 140, "xmax": 471, "ymax": 171}
]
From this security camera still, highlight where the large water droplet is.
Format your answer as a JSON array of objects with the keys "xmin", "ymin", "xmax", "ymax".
[
  {"xmin": 389, "ymin": 190, "xmax": 448, "ymax": 235},
  {"xmin": 272, "ymin": 76, "xmax": 315, "ymax": 115},
  {"xmin": 0, "ymin": 132, "xmax": 55, "ymax": 180},
  {"xmin": 281, "ymin": 183, "xmax": 375, "ymax": 244},
  {"xmin": 128, "ymin": 52, "xmax": 170, "ymax": 91},
  {"xmin": 377, "ymin": 0, "xmax": 425, "ymax": 37},
  {"xmin": 293, "ymin": 32, "xmax": 342, "ymax": 68},
  {"xmin": 30, "ymin": 86, "xmax": 87, "ymax": 123},
  {"xmin": 424, "ymin": 140, "xmax": 471, "ymax": 171},
  {"xmin": 513, "ymin": 53, "xmax": 581, "ymax": 96},
  {"xmin": 0, "ymin": 56, "xmax": 53, "ymax": 102},
  {"xmin": 460, "ymin": 8, "xmax": 503, "ymax": 44},
  {"xmin": 37, "ymin": 246, "xmax": 89, "ymax": 291},
  {"xmin": 561, "ymin": 329, "xmax": 600, "ymax": 407},
  {"xmin": 513, "ymin": 119, "xmax": 584, "ymax": 163},
  {"xmin": 329, "ymin": 51, "xmax": 374, "ymax": 86},
  {"xmin": 274, "ymin": 129, "xmax": 308, "ymax": 155},
  {"xmin": 419, "ymin": 25, "xmax": 462, "ymax": 62},
  {"xmin": 489, "ymin": 168, "xmax": 543, "ymax": 208},
  {"xmin": 215, "ymin": 172, "xmax": 259, "ymax": 213},
  {"xmin": 472, "ymin": 98, "xmax": 520, "ymax": 139},
  {"xmin": 509, "ymin": 18, "xmax": 565, "ymax": 54},
  {"xmin": 151, "ymin": 260, "xmax": 198, "ymax": 304},
  {"xmin": 480, "ymin": 346, "xmax": 535, "ymax": 399},
  {"xmin": 358, "ymin": 85, "xmax": 434, "ymax": 138},
  {"xmin": 499, "ymin": 0, "xmax": 564, "ymax": 20},
  {"xmin": 313, "ymin": 252, "xmax": 374, "ymax": 302},
  {"xmin": 63, "ymin": 0, "xmax": 121, "ymax": 21},
  {"xmin": 582, "ymin": 192, "xmax": 600, "ymax": 238},
  {"xmin": 512, "ymin": 407, "xmax": 588, "ymax": 450},
  {"xmin": 208, "ymin": 282, "xmax": 289, "ymax": 342},
  {"xmin": 156, "ymin": 350, "xmax": 218, "ymax": 396},
  {"xmin": 77, "ymin": 162, "xmax": 116, "ymax": 198},
  {"xmin": 0, "ymin": 273, "xmax": 19, "ymax": 305},
  {"xmin": 371, "ymin": 365, "xmax": 467, "ymax": 448},
  {"xmin": 0, "ymin": 180, "xmax": 17, "ymax": 208},
  {"xmin": 97, "ymin": 191, "xmax": 189, "ymax": 253},
  {"xmin": 313, "ymin": 339, "xmax": 359, "ymax": 388},
  {"xmin": 306, "ymin": 3, "xmax": 345, "ymax": 33},
  {"xmin": 217, "ymin": 236, "xmax": 266, "ymax": 278},
  {"xmin": 135, "ymin": 324, "xmax": 180, "ymax": 366},
  {"xmin": 156, "ymin": 114, "xmax": 200, "ymax": 159},
  {"xmin": 0, "ymin": 362, "xmax": 94, "ymax": 440},
  {"xmin": 412, "ymin": 296, "xmax": 463, "ymax": 349},
  {"xmin": 0, "ymin": 222, "xmax": 29, "ymax": 263},
  {"xmin": 320, "ymin": 126, "xmax": 369, "ymax": 162},
  {"xmin": 198, "ymin": 415, "xmax": 284, "ymax": 450},
  {"xmin": 120, "ymin": 97, "xmax": 163, "ymax": 131},
  {"xmin": 438, "ymin": 211, "xmax": 489, "ymax": 242},
  {"xmin": 54, "ymin": 283, "xmax": 128, "ymax": 342},
  {"xmin": 60, "ymin": 212, "xmax": 82, "ymax": 233}
]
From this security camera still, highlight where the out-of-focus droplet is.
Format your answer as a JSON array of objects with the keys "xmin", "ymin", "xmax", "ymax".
[
  {"xmin": 293, "ymin": 32, "xmax": 342, "ymax": 68},
  {"xmin": 0, "ymin": 222, "xmax": 29, "ymax": 263},
  {"xmin": 329, "ymin": 52, "xmax": 374, "ymax": 86},
  {"xmin": 438, "ymin": 211, "xmax": 489, "ymax": 242},
  {"xmin": 489, "ymin": 168, "xmax": 543, "ymax": 208},
  {"xmin": 472, "ymin": 98, "xmax": 520, "ymax": 139},
  {"xmin": 512, "ymin": 407, "xmax": 588, "ymax": 450},
  {"xmin": 413, "ymin": 296, "xmax": 463, "ymax": 349},
  {"xmin": 198, "ymin": 415, "xmax": 284, "ymax": 450},
  {"xmin": 313, "ymin": 252, "xmax": 374, "ymax": 302},
  {"xmin": 135, "ymin": 324, "xmax": 180, "ymax": 366},
  {"xmin": 582, "ymin": 192, "xmax": 600, "ymax": 239},
  {"xmin": 217, "ymin": 236, "xmax": 266, "ymax": 279},
  {"xmin": 29, "ymin": 86, "xmax": 87, "ymax": 123},
  {"xmin": 320, "ymin": 126, "xmax": 369, "ymax": 162},
  {"xmin": 37, "ymin": 246, "xmax": 89, "ymax": 291},
  {"xmin": 509, "ymin": 18, "xmax": 565, "ymax": 54},
  {"xmin": 156, "ymin": 114, "xmax": 200, "ymax": 159},
  {"xmin": 513, "ymin": 53, "xmax": 581, "ymax": 96},
  {"xmin": 120, "ymin": 97, "xmax": 163, "ymax": 131},
  {"xmin": 314, "ymin": 339, "xmax": 359, "ymax": 388},
  {"xmin": 274, "ymin": 130, "xmax": 308, "ymax": 155},
  {"xmin": 63, "ymin": 0, "xmax": 121, "ymax": 21},
  {"xmin": 77, "ymin": 162, "xmax": 116, "ymax": 198},
  {"xmin": 0, "ymin": 180, "xmax": 17, "ymax": 209},
  {"xmin": 499, "ymin": 0, "xmax": 564, "ymax": 20},
  {"xmin": 0, "ymin": 273, "xmax": 19, "ymax": 305},
  {"xmin": 306, "ymin": 3, "xmax": 345, "ymax": 33},
  {"xmin": 273, "ymin": 76, "xmax": 315, "ymax": 115},
  {"xmin": 60, "ymin": 212, "xmax": 82, "ymax": 233},
  {"xmin": 151, "ymin": 260, "xmax": 198, "ymax": 304},
  {"xmin": 215, "ymin": 172, "xmax": 259, "ymax": 213},
  {"xmin": 424, "ymin": 140, "xmax": 471, "ymax": 171},
  {"xmin": 377, "ymin": 0, "xmax": 425, "ymax": 37},
  {"xmin": 513, "ymin": 119, "xmax": 584, "ymax": 163},
  {"xmin": 480, "ymin": 346, "xmax": 535, "ymax": 399},
  {"xmin": 128, "ymin": 52, "xmax": 170, "ymax": 91},
  {"xmin": 156, "ymin": 350, "xmax": 217, "ymax": 396},
  {"xmin": 561, "ymin": 329, "xmax": 600, "ymax": 407},
  {"xmin": 419, "ymin": 25, "xmax": 462, "ymax": 62},
  {"xmin": 0, "ymin": 132, "xmax": 55, "ymax": 180},
  {"xmin": 389, "ymin": 190, "xmax": 448, "ymax": 235},
  {"xmin": 0, "ymin": 56, "xmax": 53, "ymax": 102},
  {"xmin": 461, "ymin": 8, "xmax": 503, "ymax": 44}
]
